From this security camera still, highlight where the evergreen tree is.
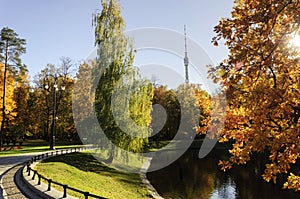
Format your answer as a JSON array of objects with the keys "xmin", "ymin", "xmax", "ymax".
[{"xmin": 0, "ymin": 27, "xmax": 26, "ymax": 147}]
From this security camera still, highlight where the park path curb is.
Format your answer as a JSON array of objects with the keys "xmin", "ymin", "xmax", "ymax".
[
  {"xmin": 0, "ymin": 175, "xmax": 7, "ymax": 199},
  {"xmin": 0, "ymin": 167, "xmax": 10, "ymax": 199},
  {"xmin": 140, "ymin": 158, "xmax": 164, "ymax": 199},
  {"xmin": 15, "ymin": 163, "xmax": 43, "ymax": 198},
  {"xmin": 22, "ymin": 162, "xmax": 76, "ymax": 199}
]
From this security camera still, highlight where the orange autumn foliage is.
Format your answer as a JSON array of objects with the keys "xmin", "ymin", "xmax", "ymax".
[
  {"xmin": 0, "ymin": 62, "xmax": 17, "ymax": 125},
  {"xmin": 210, "ymin": 0, "xmax": 300, "ymax": 190}
]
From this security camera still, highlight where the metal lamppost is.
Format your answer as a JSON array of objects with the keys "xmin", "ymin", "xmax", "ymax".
[{"xmin": 45, "ymin": 76, "xmax": 65, "ymax": 150}]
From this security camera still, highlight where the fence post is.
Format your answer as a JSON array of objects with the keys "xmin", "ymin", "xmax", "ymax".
[
  {"xmin": 32, "ymin": 170, "xmax": 37, "ymax": 180},
  {"xmin": 27, "ymin": 167, "xmax": 31, "ymax": 176},
  {"xmin": 26, "ymin": 163, "xmax": 30, "ymax": 172},
  {"xmin": 84, "ymin": 192, "xmax": 89, "ymax": 199},
  {"xmin": 48, "ymin": 179, "xmax": 52, "ymax": 191},
  {"xmin": 63, "ymin": 185, "xmax": 68, "ymax": 198},
  {"xmin": 38, "ymin": 174, "xmax": 41, "ymax": 185}
]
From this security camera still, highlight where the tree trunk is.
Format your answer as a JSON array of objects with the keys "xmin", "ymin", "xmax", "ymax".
[{"xmin": 0, "ymin": 40, "xmax": 8, "ymax": 147}]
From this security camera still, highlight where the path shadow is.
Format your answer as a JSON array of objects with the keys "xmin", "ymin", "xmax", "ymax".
[{"xmin": 40, "ymin": 152, "xmax": 142, "ymax": 186}]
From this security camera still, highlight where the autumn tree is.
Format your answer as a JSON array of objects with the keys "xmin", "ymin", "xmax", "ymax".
[
  {"xmin": 72, "ymin": 61, "xmax": 96, "ymax": 144},
  {"xmin": 150, "ymin": 84, "xmax": 211, "ymax": 142},
  {"xmin": 73, "ymin": 62, "xmax": 94, "ymax": 125},
  {"xmin": 11, "ymin": 68, "xmax": 30, "ymax": 144},
  {"xmin": 26, "ymin": 86, "xmax": 39, "ymax": 136},
  {"xmin": 92, "ymin": 0, "xmax": 154, "ymax": 159},
  {"xmin": 176, "ymin": 84, "xmax": 208, "ymax": 139},
  {"xmin": 34, "ymin": 66, "xmax": 54, "ymax": 140},
  {"xmin": 0, "ymin": 63, "xmax": 17, "ymax": 144},
  {"xmin": 0, "ymin": 27, "xmax": 26, "ymax": 147},
  {"xmin": 55, "ymin": 57, "xmax": 76, "ymax": 141},
  {"xmin": 32, "ymin": 58, "xmax": 75, "ymax": 143},
  {"xmin": 210, "ymin": 0, "xmax": 300, "ymax": 190},
  {"xmin": 150, "ymin": 86, "xmax": 180, "ymax": 141}
]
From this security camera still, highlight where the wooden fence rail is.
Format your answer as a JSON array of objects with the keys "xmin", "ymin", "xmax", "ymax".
[{"xmin": 26, "ymin": 147, "xmax": 107, "ymax": 199}]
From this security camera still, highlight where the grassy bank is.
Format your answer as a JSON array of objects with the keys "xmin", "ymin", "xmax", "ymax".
[{"xmin": 35, "ymin": 152, "xmax": 152, "ymax": 199}]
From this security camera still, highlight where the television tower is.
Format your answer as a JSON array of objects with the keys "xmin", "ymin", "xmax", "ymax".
[{"xmin": 184, "ymin": 25, "xmax": 189, "ymax": 84}]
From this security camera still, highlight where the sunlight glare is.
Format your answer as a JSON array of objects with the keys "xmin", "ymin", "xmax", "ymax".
[{"xmin": 290, "ymin": 35, "xmax": 300, "ymax": 48}]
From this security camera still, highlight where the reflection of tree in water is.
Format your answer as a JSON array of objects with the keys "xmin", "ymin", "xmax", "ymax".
[
  {"xmin": 147, "ymin": 149, "xmax": 229, "ymax": 199},
  {"xmin": 147, "ymin": 150, "xmax": 300, "ymax": 199},
  {"xmin": 210, "ymin": 177, "xmax": 237, "ymax": 199},
  {"xmin": 229, "ymin": 154, "xmax": 300, "ymax": 199}
]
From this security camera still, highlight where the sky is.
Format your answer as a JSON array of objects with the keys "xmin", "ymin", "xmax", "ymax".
[{"xmin": 1, "ymin": 0, "xmax": 234, "ymax": 85}]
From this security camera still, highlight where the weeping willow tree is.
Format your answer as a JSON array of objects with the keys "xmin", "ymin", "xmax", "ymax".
[{"xmin": 93, "ymin": 0, "xmax": 153, "ymax": 160}]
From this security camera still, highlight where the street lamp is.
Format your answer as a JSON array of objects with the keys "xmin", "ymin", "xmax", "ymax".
[{"xmin": 45, "ymin": 76, "xmax": 65, "ymax": 150}]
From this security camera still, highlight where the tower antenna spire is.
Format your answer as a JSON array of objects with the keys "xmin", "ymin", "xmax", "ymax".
[{"xmin": 184, "ymin": 25, "xmax": 189, "ymax": 84}]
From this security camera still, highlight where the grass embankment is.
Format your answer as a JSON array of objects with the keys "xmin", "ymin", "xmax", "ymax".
[
  {"xmin": 35, "ymin": 152, "xmax": 152, "ymax": 199},
  {"xmin": 0, "ymin": 139, "xmax": 83, "ymax": 156}
]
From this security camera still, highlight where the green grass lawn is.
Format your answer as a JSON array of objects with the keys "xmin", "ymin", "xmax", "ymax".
[
  {"xmin": 0, "ymin": 139, "xmax": 83, "ymax": 156},
  {"xmin": 35, "ymin": 152, "xmax": 152, "ymax": 199}
]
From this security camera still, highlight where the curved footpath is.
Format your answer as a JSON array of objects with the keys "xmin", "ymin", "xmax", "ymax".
[
  {"xmin": 0, "ymin": 151, "xmax": 78, "ymax": 199},
  {"xmin": 1, "ymin": 151, "xmax": 164, "ymax": 199},
  {"xmin": 1, "ymin": 164, "xmax": 29, "ymax": 199},
  {"xmin": 0, "ymin": 152, "xmax": 47, "ymax": 199}
]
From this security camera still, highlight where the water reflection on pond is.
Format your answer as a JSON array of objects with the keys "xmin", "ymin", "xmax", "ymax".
[{"xmin": 147, "ymin": 149, "xmax": 300, "ymax": 199}]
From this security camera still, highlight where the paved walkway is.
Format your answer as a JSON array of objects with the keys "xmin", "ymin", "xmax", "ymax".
[
  {"xmin": 0, "ymin": 154, "xmax": 33, "ymax": 175},
  {"xmin": 0, "ymin": 152, "xmax": 47, "ymax": 199},
  {"xmin": 1, "ymin": 164, "xmax": 29, "ymax": 199},
  {"xmin": 0, "ymin": 149, "xmax": 86, "ymax": 199}
]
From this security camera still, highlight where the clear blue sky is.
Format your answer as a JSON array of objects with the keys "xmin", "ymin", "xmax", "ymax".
[{"xmin": 1, "ymin": 0, "xmax": 234, "ymax": 80}]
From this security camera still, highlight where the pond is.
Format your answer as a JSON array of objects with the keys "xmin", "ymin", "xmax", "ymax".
[{"xmin": 147, "ymin": 148, "xmax": 300, "ymax": 199}]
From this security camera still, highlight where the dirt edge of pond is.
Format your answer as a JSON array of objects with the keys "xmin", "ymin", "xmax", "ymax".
[{"xmin": 140, "ymin": 158, "xmax": 164, "ymax": 199}]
